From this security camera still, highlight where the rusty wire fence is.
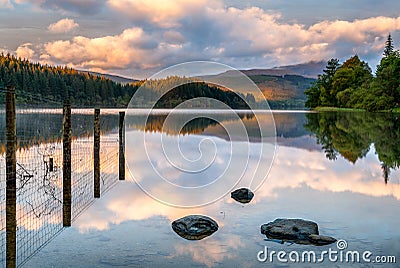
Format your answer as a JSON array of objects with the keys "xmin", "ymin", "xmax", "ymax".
[{"xmin": 0, "ymin": 88, "xmax": 125, "ymax": 267}]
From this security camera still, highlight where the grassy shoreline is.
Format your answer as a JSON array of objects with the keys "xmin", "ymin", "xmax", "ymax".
[
  {"xmin": 312, "ymin": 106, "xmax": 400, "ymax": 113},
  {"xmin": 312, "ymin": 107, "xmax": 366, "ymax": 112}
]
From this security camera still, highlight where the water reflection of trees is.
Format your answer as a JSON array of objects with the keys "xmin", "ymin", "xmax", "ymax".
[
  {"xmin": 305, "ymin": 112, "xmax": 400, "ymax": 183},
  {"xmin": 127, "ymin": 113, "xmax": 255, "ymax": 136},
  {"xmin": 0, "ymin": 111, "xmax": 120, "ymax": 152},
  {"xmin": 126, "ymin": 112, "xmax": 311, "ymax": 141}
]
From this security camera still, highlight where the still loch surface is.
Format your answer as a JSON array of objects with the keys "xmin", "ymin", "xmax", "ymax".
[{"xmin": 9, "ymin": 110, "xmax": 400, "ymax": 267}]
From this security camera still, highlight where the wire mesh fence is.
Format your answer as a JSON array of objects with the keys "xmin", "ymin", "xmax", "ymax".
[
  {"xmin": 0, "ymin": 88, "xmax": 124, "ymax": 267},
  {"xmin": 99, "ymin": 111, "xmax": 120, "ymax": 195},
  {"xmin": 70, "ymin": 109, "xmax": 95, "ymax": 221},
  {"xmin": 14, "ymin": 109, "xmax": 64, "ymax": 268},
  {"xmin": 0, "ymin": 94, "xmax": 6, "ymax": 267}
]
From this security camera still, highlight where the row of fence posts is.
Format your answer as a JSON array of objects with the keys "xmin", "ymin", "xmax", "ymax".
[{"xmin": 5, "ymin": 88, "xmax": 126, "ymax": 267}]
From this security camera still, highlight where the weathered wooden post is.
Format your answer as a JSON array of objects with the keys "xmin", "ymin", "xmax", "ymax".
[
  {"xmin": 94, "ymin": 108, "xmax": 100, "ymax": 198},
  {"xmin": 6, "ymin": 87, "xmax": 16, "ymax": 268},
  {"xmin": 119, "ymin": 111, "xmax": 125, "ymax": 180},
  {"xmin": 49, "ymin": 157, "xmax": 54, "ymax": 172},
  {"xmin": 62, "ymin": 100, "xmax": 72, "ymax": 227}
]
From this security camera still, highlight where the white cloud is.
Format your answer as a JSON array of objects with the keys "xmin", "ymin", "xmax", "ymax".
[
  {"xmin": 48, "ymin": 18, "xmax": 79, "ymax": 33},
  {"xmin": 0, "ymin": 0, "xmax": 13, "ymax": 9},
  {"xmin": 15, "ymin": 43, "xmax": 35, "ymax": 59},
  {"xmin": 107, "ymin": 0, "xmax": 220, "ymax": 27},
  {"xmin": 36, "ymin": 2, "xmax": 400, "ymax": 77},
  {"xmin": 204, "ymin": 7, "xmax": 400, "ymax": 64},
  {"xmin": 44, "ymin": 27, "xmax": 160, "ymax": 71},
  {"xmin": 309, "ymin": 16, "xmax": 400, "ymax": 43},
  {"xmin": 163, "ymin": 31, "xmax": 186, "ymax": 45},
  {"xmin": 14, "ymin": 0, "xmax": 105, "ymax": 14}
]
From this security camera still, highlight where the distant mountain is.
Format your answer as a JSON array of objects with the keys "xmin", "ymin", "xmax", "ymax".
[
  {"xmin": 269, "ymin": 61, "xmax": 326, "ymax": 78},
  {"xmin": 84, "ymin": 61, "xmax": 324, "ymax": 108},
  {"xmin": 246, "ymin": 74, "xmax": 315, "ymax": 102},
  {"xmin": 80, "ymin": 71, "xmax": 139, "ymax": 84},
  {"xmin": 200, "ymin": 62, "xmax": 320, "ymax": 108},
  {"xmin": 238, "ymin": 61, "xmax": 326, "ymax": 79}
]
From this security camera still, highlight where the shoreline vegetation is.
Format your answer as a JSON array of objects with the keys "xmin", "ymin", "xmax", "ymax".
[
  {"xmin": 312, "ymin": 107, "xmax": 366, "ymax": 112},
  {"xmin": 305, "ymin": 34, "xmax": 400, "ymax": 112},
  {"xmin": 313, "ymin": 106, "xmax": 400, "ymax": 113}
]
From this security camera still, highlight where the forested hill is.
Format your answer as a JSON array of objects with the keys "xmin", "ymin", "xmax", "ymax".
[
  {"xmin": 201, "ymin": 72, "xmax": 316, "ymax": 108},
  {"xmin": 0, "ymin": 53, "xmax": 136, "ymax": 106},
  {"xmin": 82, "ymin": 71, "xmax": 139, "ymax": 84},
  {"xmin": 0, "ymin": 53, "xmax": 253, "ymax": 108}
]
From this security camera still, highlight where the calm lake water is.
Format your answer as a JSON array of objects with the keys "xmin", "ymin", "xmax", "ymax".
[{"xmin": 3, "ymin": 110, "xmax": 400, "ymax": 267}]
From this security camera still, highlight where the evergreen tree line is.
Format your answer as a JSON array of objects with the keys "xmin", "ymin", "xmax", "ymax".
[
  {"xmin": 130, "ymin": 76, "xmax": 255, "ymax": 109},
  {"xmin": 153, "ymin": 81, "xmax": 252, "ymax": 109},
  {"xmin": 0, "ymin": 53, "xmax": 255, "ymax": 109},
  {"xmin": 305, "ymin": 34, "xmax": 400, "ymax": 111},
  {"xmin": 0, "ymin": 53, "xmax": 137, "ymax": 106}
]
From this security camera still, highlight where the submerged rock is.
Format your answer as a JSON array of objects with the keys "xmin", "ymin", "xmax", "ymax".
[
  {"xmin": 172, "ymin": 215, "xmax": 218, "ymax": 240},
  {"xmin": 261, "ymin": 218, "xmax": 336, "ymax": 246},
  {"xmin": 231, "ymin": 188, "xmax": 254, "ymax": 203}
]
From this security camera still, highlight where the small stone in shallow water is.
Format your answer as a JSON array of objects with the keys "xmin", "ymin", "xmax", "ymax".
[{"xmin": 172, "ymin": 215, "xmax": 218, "ymax": 240}]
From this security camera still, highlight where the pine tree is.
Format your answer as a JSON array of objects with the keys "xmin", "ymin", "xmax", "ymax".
[{"xmin": 383, "ymin": 33, "xmax": 394, "ymax": 57}]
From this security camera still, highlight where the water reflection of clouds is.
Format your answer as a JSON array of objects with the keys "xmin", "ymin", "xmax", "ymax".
[
  {"xmin": 77, "ymin": 134, "xmax": 399, "ymax": 231},
  {"xmin": 126, "ymin": 129, "xmax": 271, "ymax": 207},
  {"xmin": 262, "ymin": 145, "xmax": 400, "ymax": 201},
  {"xmin": 1, "ymin": 136, "xmax": 119, "ymax": 232},
  {"xmin": 75, "ymin": 181, "xmax": 210, "ymax": 233},
  {"xmin": 25, "ymin": 112, "xmax": 400, "ymax": 267},
  {"xmin": 61, "ymin": 133, "xmax": 400, "ymax": 267},
  {"xmin": 173, "ymin": 235, "xmax": 242, "ymax": 268}
]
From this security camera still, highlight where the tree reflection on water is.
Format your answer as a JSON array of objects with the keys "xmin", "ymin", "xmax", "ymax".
[{"xmin": 305, "ymin": 112, "xmax": 400, "ymax": 184}]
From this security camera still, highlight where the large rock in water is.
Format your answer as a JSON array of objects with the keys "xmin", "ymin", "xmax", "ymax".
[
  {"xmin": 231, "ymin": 188, "xmax": 254, "ymax": 203},
  {"xmin": 172, "ymin": 215, "xmax": 218, "ymax": 240},
  {"xmin": 261, "ymin": 218, "xmax": 336, "ymax": 246}
]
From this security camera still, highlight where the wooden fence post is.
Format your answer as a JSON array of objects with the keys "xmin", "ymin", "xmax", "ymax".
[
  {"xmin": 62, "ymin": 100, "xmax": 72, "ymax": 227},
  {"xmin": 94, "ymin": 108, "xmax": 100, "ymax": 198},
  {"xmin": 6, "ymin": 87, "xmax": 16, "ymax": 268},
  {"xmin": 119, "ymin": 111, "xmax": 125, "ymax": 180}
]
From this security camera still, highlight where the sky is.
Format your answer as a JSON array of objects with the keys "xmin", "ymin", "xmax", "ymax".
[{"xmin": 1, "ymin": 0, "xmax": 400, "ymax": 79}]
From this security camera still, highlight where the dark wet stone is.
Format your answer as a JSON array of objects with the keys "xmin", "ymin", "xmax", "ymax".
[
  {"xmin": 261, "ymin": 218, "xmax": 319, "ymax": 241},
  {"xmin": 172, "ymin": 215, "xmax": 218, "ymax": 240},
  {"xmin": 231, "ymin": 188, "xmax": 254, "ymax": 204},
  {"xmin": 261, "ymin": 218, "xmax": 336, "ymax": 246},
  {"xmin": 308, "ymin": 234, "xmax": 337, "ymax": 246}
]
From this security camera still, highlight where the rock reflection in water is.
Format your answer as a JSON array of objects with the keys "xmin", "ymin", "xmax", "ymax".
[
  {"xmin": 172, "ymin": 215, "xmax": 219, "ymax": 241},
  {"xmin": 231, "ymin": 188, "xmax": 254, "ymax": 204}
]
